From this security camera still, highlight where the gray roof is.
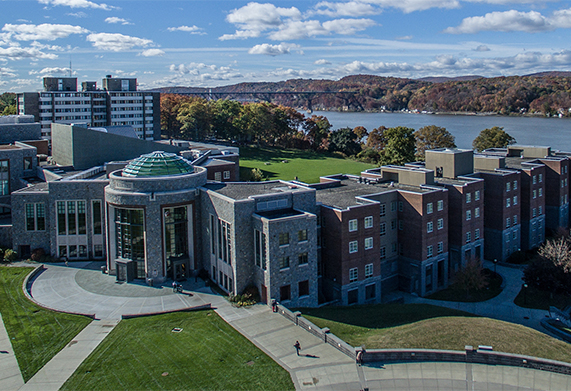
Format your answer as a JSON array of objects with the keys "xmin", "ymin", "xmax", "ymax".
[{"xmin": 204, "ymin": 181, "xmax": 309, "ymax": 200}]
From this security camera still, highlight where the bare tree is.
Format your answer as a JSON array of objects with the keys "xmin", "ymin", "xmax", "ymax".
[{"xmin": 452, "ymin": 258, "xmax": 488, "ymax": 298}]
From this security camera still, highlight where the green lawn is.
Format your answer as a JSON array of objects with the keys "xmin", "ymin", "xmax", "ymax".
[
  {"xmin": 298, "ymin": 304, "xmax": 571, "ymax": 363},
  {"xmin": 239, "ymin": 146, "xmax": 375, "ymax": 184},
  {"xmin": 514, "ymin": 285, "xmax": 571, "ymax": 310},
  {"xmin": 61, "ymin": 311, "xmax": 294, "ymax": 391},
  {"xmin": 0, "ymin": 266, "xmax": 92, "ymax": 381},
  {"xmin": 426, "ymin": 269, "xmax": 503, "ymax": 302}
]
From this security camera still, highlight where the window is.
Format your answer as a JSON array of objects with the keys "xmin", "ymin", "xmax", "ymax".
[
  {"xmin": 279, "ymin": 256, "xmax": 290, "ymax": 269},
  {"xmin": 298, "ymin": 280, "xmax": 309, "ymax": 297},
  {"xmin": 563, "ymin": 180, "xmax": 565, "ymax": 188},
  {"xmin": 380, "ymin": 246, "xmax": 386, "ymax": 259},
  {"xmin": 427, "ymin": 245, "xmax": 433, "ymax": 257},
  {"xmin": 364, "ymin": 216, "xmax": 373, "ymax": 228},
  {"xmin": 437, "ymin": 218, "xmax": 444, "ymax": 230},
  {"xmin": 298, "ymin": 229, "xmax": 307, "ymax": 242},
  {"xmin": 25, "ymin": 203, "xmax": 45, "ymax": 231},
  {"xmin": 506, "ymin": 182, "xmax": 511, "ymax": 192},
  {"xmin": 365, "ymin": 237, "xmax": 373, "ymax": 250},
  {"xmin": 297, "ymin": 253, "xmax": 308, "ymax": 267},
  {"xmin": 254, "ymin": 229, "xmax": 266, "ymax": 270},
  {"xmin": 506, "ymin": 217, "xmax": 511, "ymax": 227},
  {"xmin": 539, "ymin": 174, "xmax": 543, "ymax": 183},
  {"xmin": 391, "ymin": 219, "xmax": 397, "ymax": 230},
  {"xmin": 475, "ymin": 190, "xmax": 480, "ymax": 201},
  {"xmin": 57, "ymin": 201, "xmax": 86, "ymax": 236},
  {"xmin": 475, "ymin": 207, "xmax": 480, "ymax": 218},
  {"xmin": 513, "ymin": 215, "xmax": 517, "ymax": 225},
  {"xmin": 92, "ymin": 200, "xmax": 102, "ymax": 235},
  {"xmin": 0, "ymin": 160, "xmax": 9, "ymax": 195},
  {"xmin": 466, "ymin": 231, "xmax": 471, "ymax": 243},
  {"xmin": 348, "ymin": 289, "xmax": 358, "ymax": 304},
  {"xmin": 391, "ymin": 201, "xmax": 397, "ymax": 212},
  {"xmin": 349, "ymin": 267, "xmax": 358, "ymax": 282},
  {"xmin": 365, "ymin": 263, "xmax": 373, "ymax": 278},
  {"xmin": 466, "ymin": 210, "xmax": 471, "ymax": 221},
  {"xmin": 398, "ymin": 201, "xmax": 403, "ymax": 212},
  {"xmin": 513, "ymin": 231, "xmax": 517, "ymax": 240},
  {"xmin": 532, "ymin": 208, "xmax": 537, "ymax": 218},
  {"xmin": 349, "ymin": 219, "xmax": 358, "ymax": 232},
  {"xmin": 365, "ymin": 284, "xmax": 376, "ymax": 300},
  {"xmin": 349, "ymin": 241, "xmax": 358, "ymax": 253},
  {"xmin": 539, "ymin": 206, "xmax": 543, "ymax": 215},
  {"xmin": 215, "ymin": 172, "xmax": 221, "ymax": 181},
  {"xmin": 279, "ymin": 232, "xmax": 289, "ymax": 246},
  {"xmin": 93, "ymin": 244, "xmax": 103, "ymax": 257},
  {"xmin": 115, "ymin": 208, "xmax": 145, "ymax": 262},
  {"xmin": 223, "ymin": 170, "xmax": 230, "ymax": 180},
  {"xmin": 437, "ymin": 200, "xmax": 444, "ymax": 211},
  {"xmin": 427, "ymin": 221, "xmax": 433, "ymax": 233},
  {"xmin": 506, "ymin": 198, "xmax": 511, "ymax": 207},
  {"xmin": 427, "ymin": 203, "xmax": 433, "ymax": 214},
  {"xmin": 466, "ymin": 193, "xmax": 471, "ymax": 203},
  {"xmin": 398, "ymin": 220, "xmax": 403, "ymax": 230},
  {"xmin": 380, "ymin": 204, "xmax": 386, "ymax": 217},
  {"xmin": 380, "ymin": 222, "xmax": 386, "ymax": 236},
  {"xmin": 280, "ymin": 285, "xmax": 291, "ymax": 301},
  {"xmin": 437, "ymin": 241, "xmax": 443, "ymax": 254},
  {"xmin": 513, "ymin": 180, "xmax": 517, "ymax": 190},
  {"xmin": 538, "ymin": 188, "xmax": 542, "ymax": 197},
  {"xmin": 475, "ymin": 228, "xmax": 480, "ymax": 240},
  {"xmin": 533, "ymin": 175, "xmax": 537, "ymax": 184},
  {"xmin": 533, "ymin": 190, "xmax": 537, "ymax": 199},
  {"xmin": 392, "ymin": 242, "xmax": 397, "ymax": 253}
]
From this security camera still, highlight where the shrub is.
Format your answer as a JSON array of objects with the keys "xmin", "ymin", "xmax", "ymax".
[
  {"xmin": 4, "ymin": 249, "xmax": 17, "ymax": 262},
  {"xmin": 30, "ymin": 248, "xmax": 45, "ymax": 262}
]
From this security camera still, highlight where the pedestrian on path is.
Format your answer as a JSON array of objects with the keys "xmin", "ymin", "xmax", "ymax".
[{"xmin": 294, "ymin": 340, "xmax": 301, "ymax": 356}]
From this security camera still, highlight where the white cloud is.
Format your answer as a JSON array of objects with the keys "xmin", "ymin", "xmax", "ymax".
[
  {"xmin": 0, "ymin": 46, "xmax": 58, "ymax": 60},
  {"xmin": 313, "ymin": 1, "xmax": 380, "ymax": 17},
  {"xmin": 167, "ymin": 25, "xmax": 205, "ymax": 34},
  {"xmin": 29, "ymin": 66, "xmax": 71, "ymax": 75},
  {"xmin": 38, "ymin": 0, "xmax": 115, "ymax": 10},
  {"xmin": 315, "ymin": 59, "xmax": 331, "ymax": 65},
  {"xmin": 139, "ymin": 48, "xmax": 165, "ymax": 57},
  {"xmin": 445, "ymin": 10, "xmax": 552, "ymax": 34},
  {"xmin": 323, "ymin": 18, "xmax": 376, "ymax": 34},
  {"xmin": 0, "ymin": 67, "xmax": 17, "ymax": 77},
  {"xmin": 220, "ymin": 2, "xmax": 302, "ymax": 40},
  {"xmin": 268, "ymin": 20, "xmax": 327, "ymax": 40},
  {"xmin": 2, "ymin": 23, "xmax": 89, "ymax": 41},
  {"xmin": 248, "ymin": 43, "xmax": 299, "ymax": 56},
  {"xmin": 86, "ymin": 33, "xmax": 153, "ymax": 51},
  {"xmin": 551, "ymin": 8, "xmax": 571, "ymax": 29},
  {"xmin": 365, "ymin": 0, "xmax": 460, "ymax": 13},
  {"xmin": 168, "ymin": 62, "xmax": 243, "ymax": 83},
  {"xmin": 66, "ymin": 12, "xmax": 87, "ymax": 18},
  {"xmin": 474, "ymin": 45, "xmax": 490, "ymax": 51},
  {"xmin": 396, "ymin": 35, "xmax": 413, "ymax": 40},
  {"xmin": 105, "ymin": 17, "xmax": 132, "ymax": 25}
]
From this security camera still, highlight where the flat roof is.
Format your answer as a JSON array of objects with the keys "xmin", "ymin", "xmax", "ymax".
[
  {"xmin": 435, "ymin": 177, "xmax": 481, "ymax": 186},
  {"xmin": 315, "ymin": 176, "xmax": 434, "ymax": 209},
  {"xmin": 204, "ymin": 181, "xmax": 308, "ymax": 200},
  {"xmin": 256, "ymin": 208, "xmax": 305, "ymax": 219}
]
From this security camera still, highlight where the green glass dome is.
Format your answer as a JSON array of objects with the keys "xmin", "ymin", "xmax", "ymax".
[{"xmin": 122, "ymin": 151, "xmax": 194, "ymax": 177}]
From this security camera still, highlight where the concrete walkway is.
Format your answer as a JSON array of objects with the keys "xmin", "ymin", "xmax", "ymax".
[
  {"xmin": 406, "ymin": 260, "xmax": 551, "ymax": 332},
  {"xmin": 0, "ymin": 313, "xmax": 24, "ymax": 391},
  {"xmin": 8, "ymin": 261, "xmax": 571, "ymax": 391}
]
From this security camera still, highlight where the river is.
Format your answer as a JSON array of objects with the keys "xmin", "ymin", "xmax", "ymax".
[{"xmin": 318, "ymin": 111, "xmax": 571, "ymax": 151}]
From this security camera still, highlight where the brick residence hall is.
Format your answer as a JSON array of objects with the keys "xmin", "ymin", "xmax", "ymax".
[{"xmin": 3, "ymin": 117, "xmax": 571, "ymax": 308}]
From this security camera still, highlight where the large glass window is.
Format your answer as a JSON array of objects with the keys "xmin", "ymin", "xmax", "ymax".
[
  {"xmin": 25, "ymin": 203, "xmax": 45, "ymax": 231},
  {"xmin": 164, "ymin": 206, "xmax": 189, "ymax": 277},
  {"xmin": 92, "ymin": 200, "xmax": 102, "ymax": 235},
  {"xmin": 0, "ymin": 160, "xmax": 8, "ymax": 195},
  {"xmin": 115, "ymin": 208, "xmax": 145, "ymax": 261},
  {"xmin": 57, "ymin": 200, "xmax": 86, "ymax": 236},
  {"xmin": 255, "ymin": 229, "xmax": 267, "ymax": 270}
]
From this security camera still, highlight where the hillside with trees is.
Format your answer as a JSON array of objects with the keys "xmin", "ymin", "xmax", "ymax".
[{"xmin": 153, "ymin": 73, "xmax": 571, "ymax": 117}]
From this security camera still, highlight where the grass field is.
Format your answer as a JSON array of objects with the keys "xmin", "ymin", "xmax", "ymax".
[
  {"xmin": 514, "ymin": 285, "xmax": 571, "ymax": 310},
  {"xmin": 0, "ymin": 266, "xmax": 92, "ymax": 381},
  {"xmin": 61, "ymin": 311, "xmax": 294, "ymax": 391},
  {"xmin": 239, "ymin": 146, "xmax": 375, "ymax": 184},
  {"xmin": 298, "ymin": 304, "xmax": 571, "ymax": 363}
]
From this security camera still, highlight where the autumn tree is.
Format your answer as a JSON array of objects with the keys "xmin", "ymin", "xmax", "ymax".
[
  {"xmin": 414, "ymin": 125, "xmax": 456, "ymax": 161},
  {"xmin": 452, "ymin": 259, "xmax": 488, "ymax": 298},
  {"xmin": 352, "ymin": 126, "xmax": 368, "ymax": 143},
  {"xmin": 0, "ymin": 93, "xmax": 16, "ymax": 116},
  {"xmin": 379, "ymin": 126, "xmax": 416, "ymax": 165},
  {"xmin": 177, "ymin": 99, "xmax": 213, "ymax": 141},
  {"xmin": 472, "ymin": 126, "xmax": 516, "ymax": 152},
  {"xmin": 303, "ymin": 115, "xmax": 331, "ymax": 150},
  {"xmin": 524, "ymin": 236, "xmax": 571, "ymax": 295},
  {"xmin": 160, "ymin": 94, "xmax": 195, "ymax": 138},
  {"xmin": 209, "ymin": 99, "xmax": 243, "ymax": 140}
]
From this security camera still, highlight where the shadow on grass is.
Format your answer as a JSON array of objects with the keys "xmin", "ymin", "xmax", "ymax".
[
  {"xmin": 294, "ymin": 303, "xmax": 477, "ymax": 330},
  {"xmin": 514, "ymin": 285, "xmax": 571, "ymax": 311},
  {"xmin": 240, "ymin": 146, "xmax": 337, "ymax": 162},
  {"xmin": 426, "ymin": 269, "xmax": 503, "ymax": 303}
]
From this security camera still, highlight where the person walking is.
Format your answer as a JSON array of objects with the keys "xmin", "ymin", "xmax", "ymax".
[{"xmin": 294, "ymin": 340, "xmax": 301, "ymax": 356}]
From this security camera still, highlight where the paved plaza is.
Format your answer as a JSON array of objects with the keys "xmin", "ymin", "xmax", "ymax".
[{"xmin": 1, "ymin": 261, "xmax": 570, "ymax": 391}]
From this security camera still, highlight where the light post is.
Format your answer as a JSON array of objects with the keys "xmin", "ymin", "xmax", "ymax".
[
  {"xmin": 493, "ymin": 259, "xmax": 497, "ymax": 275},
  {"xmin": 523, "ymin": 283, "xmax": 528, "ymax": 305}
]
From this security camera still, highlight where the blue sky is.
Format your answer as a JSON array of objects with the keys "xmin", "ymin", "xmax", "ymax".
[{"xmin": 1, "ymin": 0, "xmax": 571, "ymax": 91}]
